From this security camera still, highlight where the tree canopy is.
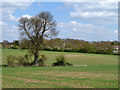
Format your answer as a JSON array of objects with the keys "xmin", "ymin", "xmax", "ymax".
[{"xmin": 18, "ymin": 11, "xmax": 58, "ymax": 65}]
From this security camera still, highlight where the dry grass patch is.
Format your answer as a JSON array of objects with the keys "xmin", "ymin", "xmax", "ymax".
[
  {"xmin": 30, "ymin": 71, "xmax": 102, "ymax": 79},
  {"xmin": 65, "ymin": 54, "xmax": 84, "ymax": 57}
]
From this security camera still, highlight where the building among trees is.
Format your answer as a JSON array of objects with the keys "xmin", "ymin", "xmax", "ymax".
[{"xmin": 113, "ymin": 45, "xmax": 120, "ymax": 52}]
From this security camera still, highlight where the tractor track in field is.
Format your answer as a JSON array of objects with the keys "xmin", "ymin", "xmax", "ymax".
[{"xmin": 3, "ymin": 76, "xmax": 91, "ymax": 88}]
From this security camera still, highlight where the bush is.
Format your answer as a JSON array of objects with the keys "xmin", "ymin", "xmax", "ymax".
[
  {"xmin": 52, "ymin": 46, "xmax": 61, "ymax": 51},
  {"xmin": 17, "ymin": 54, "xmax": 33, "ymax": 66},
  {"xmin": 23, "ymin": 54, "xmax": 33, "ymax": 66},
  {"xmin": 17, "ymin": 56, "xmax": 24, "ymax": 66},
  {"xmin": 38, "ymin": 55, "xmax": 47, "ymax": 66},
  {"xmin": 66, "ymin": 62, "xmax": 73, "ymax": 66},
  {"xmin": 6, "ymin": 55, "xmax": 16, "ymax": 66},
  {"xmin": 52, "ymin": 55, "xmax": 73, "ymax": 66},
  {"xmin": 6, "ymin": 54, "xmax": 48, "ymax": 67},
  {"xmin": 44, "ymin": 46, "xmax": 52, "ymax": 51},
  {"xmin": 64, "ymin": 48, "xmax": 73, "ymax": 52},
  {"xmin": 6, "ymin": 54, "xmax": 34, "ymax": 66},
  {"xmin": 8, "ymin": 45, "xmax": 19, "ymax": 49}
]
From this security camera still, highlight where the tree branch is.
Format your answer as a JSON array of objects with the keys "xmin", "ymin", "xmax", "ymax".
[{"xmin": 23, "ymin": 21, "xmax": 32, "ymax": 40}]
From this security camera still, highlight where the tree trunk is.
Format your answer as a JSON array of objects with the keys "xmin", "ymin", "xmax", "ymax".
[{"xmin": 34, "ymin": 50, "xmax": 38, "ymax": 65}]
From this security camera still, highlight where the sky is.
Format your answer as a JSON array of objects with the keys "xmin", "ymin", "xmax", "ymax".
[{"xmin": 0, "ymin": 0, "xmax": 118, "ymax": 42}]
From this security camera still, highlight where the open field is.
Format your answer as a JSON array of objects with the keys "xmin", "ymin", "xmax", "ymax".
[{"xmin": 2, "ymin": 49, "xmax": 118, "ymax": 88}]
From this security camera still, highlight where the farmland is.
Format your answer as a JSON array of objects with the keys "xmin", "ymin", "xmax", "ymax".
[{"xmin": 2, "ymin": 49, "xmax": 118, "ymax": 88}]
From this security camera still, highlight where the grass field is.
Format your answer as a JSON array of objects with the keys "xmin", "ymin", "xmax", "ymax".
[{"xmin": 2, "ymin": 49, "xmax": 118, "ymax": 88}]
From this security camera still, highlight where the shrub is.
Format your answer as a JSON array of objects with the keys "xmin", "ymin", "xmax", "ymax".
[
  {"xmin": 6, "ymin": 55, "xmax": 16, "ymax": 66},
  {"xmin": 23, "ymin": 54, "xmax": 32, "ymax": 66},
  {"xmin": 52, "ymin": 55, "xmax": 73, "ymax": 66},
  {"xmin": 6, "ymin": 54, "xmax": 34, "ymax": 66},
  {"xmin": 17, "ymin": 56, "xmax": 24, "ymax": 66},
  {"xmin": 38, "ymin": 55, "xmax": 47, "ymax": 66},
  {"xmin": 44, "ymin": 46, "xmax": 52, "ymax": 51},
  {"xmin": 64, "ymin": 48, "xmax": 73, "ymax": 52},
  {"xmin": 6, "ymin": 54, "xmax": 48, "ymax": 67},
  {"xmin": 52, "ymin": 46, "xmax": 61, "ymax": 51},
  {"xmin": 66, "ymin": 62, "xmax": 73, "ymax": 66},
  {"xmin": 8, "ymin": 45, "xmax": 19, "ymax": 49}
]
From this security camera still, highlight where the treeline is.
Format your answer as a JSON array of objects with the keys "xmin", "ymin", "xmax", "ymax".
[
  {"xmin": 1, "ymin": 38, "xmax": 119, "ymax": 55},
  {"xmin": 19, "ymin": 38, "xmax": 119, "ymax": 55}
]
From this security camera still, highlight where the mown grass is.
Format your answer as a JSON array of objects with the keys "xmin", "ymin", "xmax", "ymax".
[{"xmin": 2, "ymin": 49, "xmax": 118, "ymax": 88}]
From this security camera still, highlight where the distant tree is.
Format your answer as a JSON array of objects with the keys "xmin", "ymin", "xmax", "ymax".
[
  {"xmin": 19, "ymin": 39, "xmax": 29, "ymax": 49},
  {"xmin": 52, "ymin": 38, "xmax": 63, "ymax": 48},
  {"xmin": 13, "ymin": 40, "xmax": 19, "ymax": 46},
  {"xmin": 79, "ymin": 41, "xmax": 94, "ymax": 53},
  {"xmin": 18, "ymin": 11, "xmax": 58, "ymax": 65},
  {"xmin": 2, "ymin": 40, "xmax": 10, "ymax": 48},
  {"xmin": 93, "ymin": 41, "xmax": 114, "ymax": 54},
  {"xmin": 111, "ymin": 41, "xmax": 118, "ymax": 46}
]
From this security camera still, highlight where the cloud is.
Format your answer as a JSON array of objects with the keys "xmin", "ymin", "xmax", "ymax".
[
  {"xmin": 114, "ymin": 30, "xmax": 118, "ymax": 33},
  {"xmin": 1, "ymin": 14, "xmax": 31, "ymax": 42},
  {"xmin": 57, "ymin": 21, "xmax": 118, "ymax": 41},
  {"xmin": 9, "ymin": 14, "xmax": 18, "ymax": 22},
  {"xmin": 2, "ymin": 1, "xmax": 34, "ymax": 22},
  {"xmin": 70, "ymin": 11, "xmax": 116, "ymax": 18},
  {"xmin": 0, "ymin": 21, "xmax": 4, "ymax": 41},
  {"xmin": 2, "ymin": 0, "xmax": 35, "ymax": 3},
  {"xmin": 1, "ymin": 22, "xmax": 19, "ymax": 41},
  {"xmin": 1, "ymin": 2, "xmax": 40, "ymax": 42},
  {"xmin": 21, "ymin": 15, "xmax": 32, "ymax": 19},
  {"xmin": 64, "ymin": 1, "xmax": 118, "ymax": 25},
  {"xmin": 1, "ymin": 1, "xmax": 34, "ymax": 41},
  {"xmin": 70, "ymin": 21, "xmax": 77, "ymax": 24}
]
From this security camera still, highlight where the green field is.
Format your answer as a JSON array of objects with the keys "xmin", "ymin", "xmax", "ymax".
[{"xmin": 2, "ymin": 49, "xmax": 118, "ymax": 88}]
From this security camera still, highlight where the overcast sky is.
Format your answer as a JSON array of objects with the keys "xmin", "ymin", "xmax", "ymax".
[{"xmin": 0, "ymin": 0, "xmax": 118, "ymax": 42}]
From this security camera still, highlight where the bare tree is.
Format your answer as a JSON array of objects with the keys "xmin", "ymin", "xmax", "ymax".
[{"xmin": 18, "ymin": 11, "xmax": 58, "ymax": 65}]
